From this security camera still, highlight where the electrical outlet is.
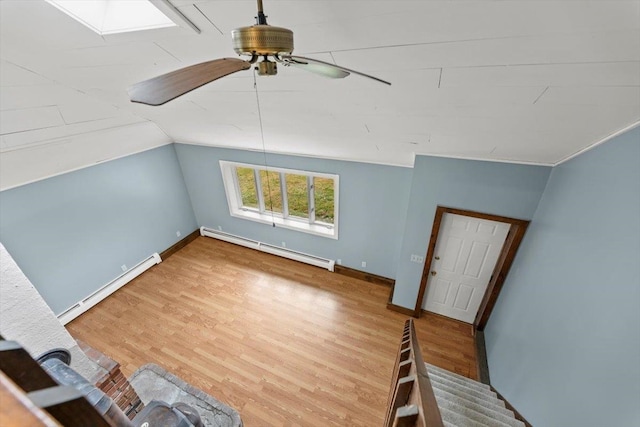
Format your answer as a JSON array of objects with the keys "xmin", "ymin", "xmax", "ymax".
[
  {"xmin": 361, "ymin": 261, "xmax": 367, "ymax": 268},
  {"xmin": 121, "ymin": 264, "xmax": 127, "ymax": 272},
  {"xmin": 410, "ymin": 254, "xmax": 424, "ymax": 263},
  {"xmin": 218, "ymin": 225, "xmax": 222, "ymax": 231},
  {"xmin": 282, "ymin": 241, "xmax": 286, "ymax": 248},
  {"xmin": 176, "ymin": 231, "xmax": 181, "ymax": 237},
  {"xmin": 337, "ymin": 259, "xmax": 342, "ymax": 265}
]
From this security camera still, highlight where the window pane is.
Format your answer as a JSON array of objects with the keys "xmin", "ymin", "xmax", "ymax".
[
  {"xmin": 236, "ymin": 167, "xmax": 258, "ymax": 209},
  {"xmin": 285, "ymin": 174, "xmax": 308, "ymax": 219},
  {"xmin": 313, "ymin": 177, "xmax": 334, "ymax": 224},
  {"xmin": 259, "ymin": 170, "xmax": 282, "ymax": 214}
]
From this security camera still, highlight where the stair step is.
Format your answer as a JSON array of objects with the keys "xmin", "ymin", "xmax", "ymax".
[
  {"xmin": 440, "ymin": 403, "xmax": 524, "ymax": 427},
  {"xmin": 426, "ymin": 364, "xmax": 492, "ymax": 394},
  {"xmin": 431, "ymin": 380, "xmax": 506, "ymax": 412},
  {"xmin": 433, "ymin": 388, "xmax": 510, "ymax": 415},
  {"xmin": 434, "ymin": 393, "xmax": 523, "ymax": 427},
  {"xmin": 438, "ymin": 406, "xmax": 492, "ymax": 427},
  {"xmin": 426, "ymin": 365, "xmax": 524, "ymax": 427},
  {"xmin": 433, "ymin": 386, "xmax": 515, "ymax": 418},
  {"xmin": 426, "ymin": 364, "xmax": 491, "ymax": 391},
  {"xmin": 429, "ymin": 375, "xmax": 501, "ymax": 405},
  {"xmin": 428, "ymin": 369, "xmax": 498, "ymax": 399}
]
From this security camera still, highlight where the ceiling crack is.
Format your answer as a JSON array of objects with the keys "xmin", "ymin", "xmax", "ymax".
[
  {"xmin": 2, "ymin": 60, "xmax": 54, "ymax": 85},
  {"xmin": 0, "ymin": 120, "xmax": 148, "ymax": 152},
  {"xmin": 306, "ymin": 34, "xmax": 550, "ymax": 56},
  {"xmin": 533, "ymin": 86, "xmax": 550, "ymax": 104},
  {"xmin": 2, "ymin": 63, "xmax": 151, "ymax": 133},
  {"xmin": 0, "ymin": 115, "xmax": 132, "ymax": 137},
  {"xmin": 154, "ymin": 42, "xmax": 181, "ymax": 62},
  {"xmin": 193, "ymin": 4, "xmax": 224, "ymax": 35},
  {"xmin": 189, "ymin": 101, "xmax": 208, "ymax": 111},
  {"xmin": 1, "ymin": 124, "xmax": 63, "ymax": 137},
  {"xmin": 1, "ymin": 104, "xmax": 57, "ymax": 112},
  {"xmin": 56, "ymin": 106, "xmax": 68, "ymax": 125}
]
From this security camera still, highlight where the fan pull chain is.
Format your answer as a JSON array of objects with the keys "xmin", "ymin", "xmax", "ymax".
[{"xmin": 253, "ymin": 69, "xmax": 276, "ymax": 227}]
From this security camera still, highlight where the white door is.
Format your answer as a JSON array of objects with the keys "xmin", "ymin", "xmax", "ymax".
[{"xmin": 422, "ymin": 213, "xmax": 511, "ymax": 323}]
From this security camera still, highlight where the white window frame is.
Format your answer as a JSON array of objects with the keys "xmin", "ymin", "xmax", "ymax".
[{"xmin": 220, "ymin": 161, "xmax": 339, "ymax": 239}]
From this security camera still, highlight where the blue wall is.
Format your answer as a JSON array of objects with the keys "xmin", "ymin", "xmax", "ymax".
[
  {"xmin": 392, "ymin": 156, "xmax": 551, "ymax": 308},
  {"xmin": 3, "ymin": 129, "xmax": 636, "ymax": 425},
  {"xmin": 0, "ymin": 145, "xmax": 198, "ymax": 314},
  {"xmin": 174, "ymin": 143, "xmax": 413, "ymax": 279},
  {"xmin": 485, "ymin": 127, "xmax": 640, "ymax": 426}
]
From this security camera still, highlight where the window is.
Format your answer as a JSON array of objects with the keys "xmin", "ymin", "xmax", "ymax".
[
  {"xmin": 45, "ymin": 0, "xmax": 183, "ymax": 35},
  {"xmin": 220, "ymin": 161, "xmax": 339, "ymax": 239}
]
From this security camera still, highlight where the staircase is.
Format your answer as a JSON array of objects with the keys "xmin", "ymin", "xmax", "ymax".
[
  {"xmin": 425, "ymin": 363, "xmax": 524, "ymax": 427},
  {"xmin": 385, "ymin": 319, "xmax": 526, "ymax": 427}
]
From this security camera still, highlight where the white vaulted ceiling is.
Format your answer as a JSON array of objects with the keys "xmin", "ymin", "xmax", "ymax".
[{"xmin": 1, "ymin": 0, "xmax": 639, "ymax": 189}]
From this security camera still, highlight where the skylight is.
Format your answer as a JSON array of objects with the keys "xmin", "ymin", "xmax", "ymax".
[{"xmin": 45, "ymin": 0, "xmax": 177, "ymax": 35}]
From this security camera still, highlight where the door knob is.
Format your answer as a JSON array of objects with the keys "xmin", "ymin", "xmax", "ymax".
[{"xmin": 430, "ymin": 271, "xmax": 437, "ymax": 276}]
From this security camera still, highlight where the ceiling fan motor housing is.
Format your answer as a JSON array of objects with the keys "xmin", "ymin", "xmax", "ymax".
[{"xmin": 231, "ymin": 25, "xmax": 294, "ymax": 57}]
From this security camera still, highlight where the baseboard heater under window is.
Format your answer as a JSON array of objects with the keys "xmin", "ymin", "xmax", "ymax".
[
  {"xmin": 57, "ymin": 253, "xmax": 162, "ymax": 325},
  {"xmin": 200, "ymin": 227, "xmax": 335, "ymax": 272}
]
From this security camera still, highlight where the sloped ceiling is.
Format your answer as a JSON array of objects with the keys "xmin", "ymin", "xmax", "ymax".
[{"xmin": 1, "ymin": 0, "xmax": 639, "ymax": 189}]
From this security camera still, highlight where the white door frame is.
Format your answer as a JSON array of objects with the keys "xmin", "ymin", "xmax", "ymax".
[{"xmin": 414, "ymin": 206, "xmax": 530, "ymax": 330}]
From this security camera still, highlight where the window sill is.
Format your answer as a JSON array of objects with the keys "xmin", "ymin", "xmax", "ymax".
[{"xmin": 231, "ymin": 209, "xmax": 337, "ymax": 239}]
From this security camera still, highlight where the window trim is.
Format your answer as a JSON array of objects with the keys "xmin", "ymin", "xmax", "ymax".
[{"xmin": 220, "ymin": 161, "xmax": 339, "ymax": 239}]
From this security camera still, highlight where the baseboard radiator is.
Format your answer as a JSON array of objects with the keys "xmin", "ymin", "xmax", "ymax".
[
  {"xmin": 57, "ymin": 253, "xmax": 162, "ymax": 325},
  {"xmin": 200, "ymin": 227, "xmax": 335, "ymax": 272}
]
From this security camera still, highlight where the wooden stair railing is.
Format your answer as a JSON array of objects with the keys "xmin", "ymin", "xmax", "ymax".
[
  {"xmin": 384, "ymin": 319, "xmax": 444, "ymax": 427},
  {"xmin": 0, "ymin": 336, "xmax": 114, "ymax": 426}
]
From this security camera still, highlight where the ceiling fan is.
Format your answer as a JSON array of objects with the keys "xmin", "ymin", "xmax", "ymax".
[{"xmin": 129, "ymin": 0, "xmax": 391, "ymax": 106}]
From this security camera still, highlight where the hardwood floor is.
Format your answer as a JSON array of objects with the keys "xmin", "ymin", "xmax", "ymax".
[{"xmin": 67, "ymin": 237, "xmax": 478, "ymax": 426}]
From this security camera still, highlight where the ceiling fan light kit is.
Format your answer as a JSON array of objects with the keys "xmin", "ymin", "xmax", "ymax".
[{"xmin": 129, "ymin": 0, "xmax": 390, "ymax": 106}]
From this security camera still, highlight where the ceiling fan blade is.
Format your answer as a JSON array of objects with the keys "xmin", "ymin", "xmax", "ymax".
[
  {"xmin": 129, "ymin": 58, "xmax": 252, "ymax": 106},
  {"xmin": 282, "ymin": 56, "xmax": 350, "ymax": 79},
  {"xmin": 281, "ymin": 55, "xmax": 391, "ymax": 86}
]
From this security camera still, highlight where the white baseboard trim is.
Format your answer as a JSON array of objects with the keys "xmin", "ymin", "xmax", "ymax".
[
  {"xmin": 57, "ymin": 253, "xmax": 162, "ymax": 325},
  {"xmin": 200, "ymin": 227, "xmax": 335, "ymax": 272}
]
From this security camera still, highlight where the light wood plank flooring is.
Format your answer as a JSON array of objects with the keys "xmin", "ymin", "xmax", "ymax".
[{"xmin": 68, "ymin": 237, "xmax": 477, "ymax": 426}]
